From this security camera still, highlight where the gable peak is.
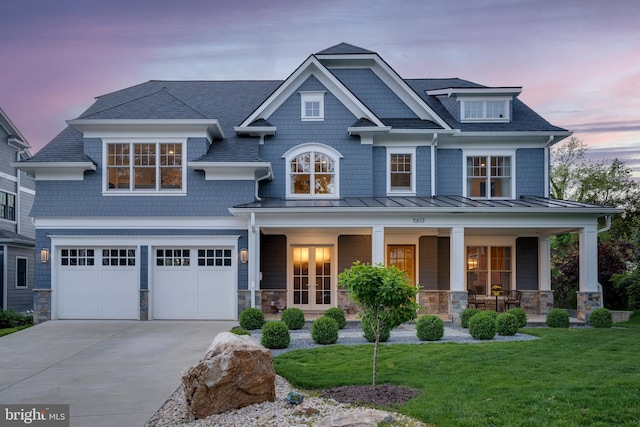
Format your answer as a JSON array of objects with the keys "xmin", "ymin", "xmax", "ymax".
[{"xmin": 315, "ymin": 43, "xmax": 376, "ymax": 55}]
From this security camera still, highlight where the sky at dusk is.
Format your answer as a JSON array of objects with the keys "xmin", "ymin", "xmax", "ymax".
[{"xmin": 1, "ymin": 0, "xmax": 639, "ymax": 175}]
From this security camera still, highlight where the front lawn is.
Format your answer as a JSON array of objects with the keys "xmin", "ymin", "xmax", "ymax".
[
  {"xmin": 0, "ymin": 324, "xmax": 32, "ymax": 337},
  {"xmin": 275, "ymin": 314, "xmax": 640, "ymax": 426}
]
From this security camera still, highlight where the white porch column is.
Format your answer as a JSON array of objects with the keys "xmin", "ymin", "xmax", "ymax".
[
  {"xmin": 372, "ymin": 225, "xmax": 385, "ymax": 265},
  {"xmin": 539, "ymin": 235, "xmax": 552, "ymax": 291},
  {"xmin": 448, "ymin": 227, "xmax": 466, "ymax": 323},
  {"xmin": 577, "ymin": 224, "xmax": 602, "ymax": 321},
  {"xmin": 248, "ymin": 213, "xmax": 260, "ymax": 309},
  {"xmin": 450, "ymin": 227, "xmax": 465, "ymax": 291}
]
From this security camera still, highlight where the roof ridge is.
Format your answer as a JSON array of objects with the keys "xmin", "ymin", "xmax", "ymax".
[
  {"xmin": 159, "ymin": 87, "xmax": 208, "ymax": 119},
  {"xmin": 81, "ymin": 87, "xmax": 167, "ymax": 119}
]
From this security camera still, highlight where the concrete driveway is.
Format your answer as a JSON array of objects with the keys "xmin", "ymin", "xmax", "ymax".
[{"xmin": 0, "ymin": 320, "xmax": 236, "ymax": 427}]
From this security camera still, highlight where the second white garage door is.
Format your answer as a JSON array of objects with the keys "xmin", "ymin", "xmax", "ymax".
[{"xmin": 153, "ymin": 247, "xmax": 236, "ymax": 320}]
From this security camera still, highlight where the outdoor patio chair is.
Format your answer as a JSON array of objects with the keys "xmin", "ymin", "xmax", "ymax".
[
  {"xmin": 505, "ymin": 290, "xmax": 522, "ymax": 309},
  {"xmin": 467, "ymin": 289, "xmax": 486, "ymax": 309}
]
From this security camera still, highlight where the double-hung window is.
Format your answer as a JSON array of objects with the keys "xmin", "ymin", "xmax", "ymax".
[
  {"xmin": 0, "ymin": 191, "xmax": 15, "ymax": 221},
  {"xmin": 105, "ymin": 141, "xmax": 184, "ymax": 193},
  {"xmin": 300, "ymin": 91, "xmax": 325, "ymax": 121},
  {"xmin": 387, "ymin": 148, "xmax": 416, "ymax": 195},
  {"xmin": 466, "ymin": 154, "xmax": 512, "ymax": 199},
  {"xmin": 284, "ymin": 143, "xmax": 342, "ymax": 198}
]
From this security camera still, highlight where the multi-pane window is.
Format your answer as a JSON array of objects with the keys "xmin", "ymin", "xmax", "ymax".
[
  {"xmin": 197, "ymin": 249, "xmax": 232, "ymax": 266},
  {"xmin": 290, "ymin": 151, "xmax": 335, "ymax": 196},
  {"xmin": 156, "ymin": 249, "xmax": 190, "ymax": 266},
  {"xmin": 61, "ymin": 249, "xmax": 95, "ymax": 266},
  {"xmin": 305, "ymin": 101, "xmax": 320, "ymax": 118},
  {"xmin": 107, "ymin": 142, "xmax": 183, "ymax": 191},
  {"xmin": 102, "ymin": 249, "xmax": 136, "ymax": 266},
  {"xmin": 466, "ymin": 246, "xmax": 512, "ymax": 295},
  {"xmin": 390, "ymin": 154, "xmax": 412, "ymax": 191},
  {"xmin": 0, "ymin": 191, "xmax": 16, "ymax": 221},
  {"xmin": 467, "ymin": 156, "xmax": 511, "ymax": 198},
  {"xmin": 300, "ymin": 92, "xmax": 325, "ymax": 121},
  {"xmin": 461, "ymin": 100, "xmax": 508, "ymax": 121},
  {"xmin": 16, "ymin": 257, "xmax": 27, "ymax": 288}
]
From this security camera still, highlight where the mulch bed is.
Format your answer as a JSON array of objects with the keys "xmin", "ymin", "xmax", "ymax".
[{"xmin": 320, "ymin": 384, "xmax": 419, "ymax": 407}]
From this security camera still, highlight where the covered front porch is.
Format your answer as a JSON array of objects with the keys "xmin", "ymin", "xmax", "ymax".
[{"xmin": 231, "ymin": 196, "xmax": 618, "ymax": 322}]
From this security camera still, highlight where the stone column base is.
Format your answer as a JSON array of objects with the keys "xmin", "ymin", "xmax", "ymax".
[
  {"xmin": 33, "ymin": 289, "xmax": 52, "ymax": 324},
  {"xmin": 538, "ymin": 291, "xmax": 554, "ymax": 315},
  {"xmin": 577, "ymin": 292, "xmax": 602, "ymax": 321},
  {"xmin": 448, "ymin": 291, "xmax": 468, "ymax": 324},
  {"xmin": 139, "ymin": 289, "xmax": 149, "ymax": 320}
]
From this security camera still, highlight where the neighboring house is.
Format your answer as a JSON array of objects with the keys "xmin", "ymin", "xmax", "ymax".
[
  {"xmin": 17, "ymin": 43, "xmax": 619, "ymax": 323},
  {"xmin": 0, "ymin": 108, "xmax": 36, "ymax": 312}
]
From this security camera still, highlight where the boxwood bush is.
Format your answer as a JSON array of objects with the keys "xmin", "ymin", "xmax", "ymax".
[
  {"xmin": 506, "ymin": 307, "xmax": 527, "ymax": 328},
  {"xmin": 460, "ymin": 308, "xmax": 480, "ymax": 328},
  {"xmin": 416, "ymin": 314, "xmax": 444, "ymax": 341},
  {"xmin": 546, "ymin": 308, "xmax": 570, "ymax": 328},
  {"xmin": 589, "ymin": 307, "xmax": 613, "ymax": 328},
  {"xmin": 468, "ymin": 311, "xmax": 497, "ymax": 340},
  {"xmin": 261, "ymin": 321, "xmax": 290, "ymax": 349},
  {"xmin": 496, "ymin": 312, "xmax": 519, "ymax": 336},
  {"xmin": 229, "ymin": 326, "xmax": 250, "ymax": 336},
  {"xmin": 311, "ymin": 316, "xmax": 339, "ymax": 345},
  {"xmin": 239, "ymin": 307, "xmax": 265, "ymax": 330},
  {"xmin": 324, "ymin": 307, "xmax": 347, "ymax": 329},
  {"xmin": 362, "ymin": 318, "xmax": 391, "ymax": 342},
  {"xmin": 281, "ymin": 307, "xmax": 305, "ymax": 330},
  {"xmin": 0, "ymin": 310, "xmax": 33, "ymax": 329}
]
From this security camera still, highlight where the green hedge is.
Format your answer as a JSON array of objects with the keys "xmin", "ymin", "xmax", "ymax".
[
  {"xmin": 0, "ymin": 310, "xmax": 33, "ymax": 329},
  {"xmin": 229, "ymin": 327, "xmax": 250, "ymax": 336},
  {"xmin": 261, "ymin": 321, "xmax": 290, "ymax": 349},
  {"xmin": 416, "ymin": 315, "xmax": 444, "ymax": 341},
  {"xmin": 311, "ymin": 316, "xmax": 339, "ymax": 345},
  {"xmin": 239, "ymin": 307, "xmax": 265, "ymax": 330},
  {"xmin": 362, "ymin": 318, "xmax": 391, "ymax": 342},
  {"xmin": 281, "ymin": 308, "xmax": 305, "ymax": 330},
  {"xmin": 506, "ymin": 307, "xmax": 527, "ymax": 328},
  {"xmin": 461, "ymin": 308, "xmax": 480, "ymax": 328},
  {"xmin": 546, "ymin": 308, "xmax": 570, "ymax": 328},
  {"xmin": 324, "ymin": 307, "xmax": 347, "ymax": 329},
  {"xmin": 589, "ymin": 308, "xmax": 613, "ymax": 328},
  {"xmin": 468, "ymin": 311, "xmax": 497, "ymax": 340},
  {"xmin": 496, "ymin": 312, "xmax": 519, "ymax": 336}
]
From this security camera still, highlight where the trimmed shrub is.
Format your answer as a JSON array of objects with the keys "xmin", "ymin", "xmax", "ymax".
[
  {"xmin": 468, "ymin": 311, "xmax": 497, "ymax": 340},
  {"xmin": 0, "ymin": 310, "xmax": 33, "ymax": 329},
  {"xmin": 362, "ymin": 318, "xmax": 391, "ymax": 342},
  {"xmin": 239, "ymin": 307, "xmax": 265, "ymax": 330},
  {"xmin": 324, "ymin": 307, "xmax": 347, "ymax": 329},
  {"xmin": 627, "ymin": 281, "xmax": 640, "ymax": 310},
  {"xmin": 589, "ymin": 308, "xmax": 613, "ymax": 328},
  {"xmin": 496, "ymin": 312, "xmax": 519, "ymax": 336},
  {"xmin": 416, "ymin": 314, "xmax": 444, "ymax": 341},
  {"xmin": 460, "ymin": 308, "xmax": 480, "ymax": 328},
  {"xmin": 311, "ymin": 316, "xmax": 339, "ymax": 345},
  {"xmin": 261, "ymin": 321, "xmax": 290, "ymax": 349},
  {"xmin": 281, "ymin": 307, "xmax": 305, "ymax": 330},
  {"xmin": 230, "ymin": 327, "xmax": 250, "ymax": 336},
  {"xmin": 546, "ymin": 308, "xmax": 570, "ymax": 328},
  {"xmin": 506, "ymin": 307, "xmax": 527, "ymax": 328}
]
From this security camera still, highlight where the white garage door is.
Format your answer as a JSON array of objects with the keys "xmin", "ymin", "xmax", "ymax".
[
  {"xmin": 58, "ymin": 248, "xmax": 139, "ymax": 319},
  {"xmin": 153, "ymin": 247, "xmax": 236, "ymax": 320}
]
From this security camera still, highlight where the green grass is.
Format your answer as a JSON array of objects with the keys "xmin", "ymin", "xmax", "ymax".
[
  {"xmin": 275, "ymin": 313, "xmax": 640, "ymax": 426},
  {"xmin": 0, "ymin": 324, "xmax": 32, "ymax": 337}
]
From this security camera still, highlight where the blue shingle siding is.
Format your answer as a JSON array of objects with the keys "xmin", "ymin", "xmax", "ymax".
[
  {"xmin": 140, "ymin": 246, "xmax": 148, "ymax": 290},
  {"xmin": 516, "ymin": 148, "xmax": 545, "ymax": 197},
  {"xmin": 330, "ymin": 68, "xmax": 417, "ymax": 118},
  {"xmin": 372, "ymin": 146, "xmax": 386, "ymax": 196},
  {"xmin": 259, "ymin": 75, "xmax": 373, "ymax": 198},
  {"xmin": 516, "ymin": 237, "xmax": 538, "ymax": 290},
  {"xmin": 338, "ymin": 235, "xmax": 372, "ymax": 272},
  {"xmin": 260, "ymin": 234, "xmax": 287, "ymax": 290},
  {"xmin": 436, "ymin": 149, "xmax": 462, "ymax": 195},
  {"xmin": 416, "ymin": 146, "xmax": 431, "ymax": 197}
]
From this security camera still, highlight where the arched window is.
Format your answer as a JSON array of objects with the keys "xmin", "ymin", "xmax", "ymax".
[{"xmin": 283, "ymin": 144, "xmax": 342, "ymax": 198}]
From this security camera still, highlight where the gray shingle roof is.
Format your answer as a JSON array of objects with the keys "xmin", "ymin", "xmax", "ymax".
[
  {"xmin": 21, "ymin": 126, "xmax": 94, "ymax": 164},
  {"xmin": 315, "ymin": 43, "xmax": 376, "ymax": 55}
]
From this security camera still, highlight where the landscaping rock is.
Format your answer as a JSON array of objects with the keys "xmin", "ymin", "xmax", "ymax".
[
  {"xmin": 294, "ymin": 402, "xmax": 318, "ymax": 416},
  {"xmin": 315, "ymin": 408, "xmax": 396, "ymax": 426},
  {"xmin": 181, "ymin": 332, "xmax": 276, "ymax": 419}
]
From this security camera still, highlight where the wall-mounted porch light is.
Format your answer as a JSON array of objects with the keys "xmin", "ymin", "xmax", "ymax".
[
  {"xmin": 240, "ymin": 248, "xmax": 248, "ymax": 264},
  {"xmin": 40, "ymin": 248, "xmax": 49, "ymax": 263}
]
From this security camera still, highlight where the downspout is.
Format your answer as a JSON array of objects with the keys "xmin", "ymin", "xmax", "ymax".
[
  {"xmin": 15, "ymin": 150, "xmax": 25, "ymax": 235},
  {"xmin": 431, "ymin": 134, "xmax": 437, "ymax": 197},
  {"xmin": 544, "ymin": 135, "xmax": 554, "ymax": 198},
  {"xmin": 255, "ymin": 169, "xmax": 272, "ymax": 201}
]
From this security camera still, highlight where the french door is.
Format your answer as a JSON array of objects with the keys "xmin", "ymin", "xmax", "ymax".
[
  {"xmin": 387, "ymin": 245, "xmax": 415, "ymax": 285},
  {"xmin": 290, "ymin": 246, "xmax": 333, "ymax": 310}
]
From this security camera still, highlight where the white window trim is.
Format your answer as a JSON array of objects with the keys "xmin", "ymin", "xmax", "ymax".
[
  {"xmin": 464, "ymin": 236, "xmax": 516, "ymax": 293},
  {"xmin": 299, "ymin": 91, "xmax": 326, "ymax": 121},
  {"xmin": 102, "ymin": 138, "xmax": 187, "ymax": 196},
  {"xmin": 459, "ymin": 97, "xmax": 511, "ymax": 122},
  {"xmin": 387, "ymin": 147, "xmax": 416, "ymax": 196},
  {"xmin": 0, "ymin": 190, "xmax": 17, "ymax": 223},
  {"xmin": 463, "ymin": 149, "xmax": 516, "ymax": 200},
  {"xmin": 283, "ymin": 143, "xmax": 342, "ymax": 199},
  {"xmin": 15, "ymin": 256, "xmax": 28, "ymax": 289}
]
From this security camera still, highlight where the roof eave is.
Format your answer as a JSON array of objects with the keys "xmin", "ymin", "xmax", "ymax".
[
  {"xmin": 67, "ymin": 119, "xmax": 225, "ymax": 142},
  {"xmin": 13, "ymin": 161, "xmax": 96, "ymax": 181}
]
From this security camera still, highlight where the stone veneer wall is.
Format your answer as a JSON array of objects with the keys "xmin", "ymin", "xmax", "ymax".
[
  {"xmin": 260, "ymin": 289, "xmax": 287, "ymax": 314},
  {"xmin": 448, "ymin": 291, "xmax": 468, "ymax": 323},
  {"xmin": 577, "ymin": 291, "xmax": 602, "ymax": 321},
  {"xmin": 238, "ymin": 289, "xmax": 262, "ymax": 317},
  {"xmin": 417, "ymin": 290, "xmax": 449, "ymax": 314},
  {"xmin": 140, "ymin": 289, "xmax": 148, "ymax": 320},
  {"xmin": 33, "ymin": 289, "xmax": 51, "ymax": 324}
]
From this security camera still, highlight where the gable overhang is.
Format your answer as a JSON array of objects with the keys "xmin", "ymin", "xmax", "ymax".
[
  {"xmin": 238, "ymin": 55, "xmax": 385, "ymax": 130},
  {"xmin": 437, "ymin": 131, "xmax": 573, "ymax": 147},
  {"xmin": 13, "ymin": 161, "xmax": 96, "ymax": 181},
  {"xmin": 0, "ymin": 108, "xmax": 32, "ymax": 153},
  {"xmin": 426, "ymin": 87, "xmax": 523, "ymax": 97},
  {"xmin": 318, "ymin": 53, "xmax": 453, "ymax": 130},
  {"xmin": 67, "ymin": 119, "xmax": 225, "ymax": 142},
  {"xmin": 188, "ymin": 161, "xmax": 272, "ymax": 181}
]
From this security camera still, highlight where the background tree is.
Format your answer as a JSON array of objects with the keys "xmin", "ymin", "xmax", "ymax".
[{"xmin": 338, "ymin": 262, "xmax": 418, "ymax": 386}]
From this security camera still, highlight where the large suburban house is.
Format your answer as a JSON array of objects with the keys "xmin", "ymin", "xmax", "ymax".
[
  {"xmin": 17, "ymin": 43, "xmax": 619, "ymax": 323},
  {"xmin": 0, "ymin": 108, "xmax": 36, "ymax": 312}
]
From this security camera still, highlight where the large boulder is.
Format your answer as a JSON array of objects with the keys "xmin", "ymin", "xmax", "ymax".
[{"xmin": 181, "ymin": 332, "xmax": 276, "ymax": 419}]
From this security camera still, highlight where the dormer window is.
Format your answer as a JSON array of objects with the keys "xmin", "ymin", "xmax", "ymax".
[
  {"xmin": 300, "ymin": 91, "xmax": 325, "ymax": 121},
  {"xmin": 283, "ymin": 143, "xmax": 342, "ymax": 198},
  {"xmin": 460, "ymin": 98, "xmax": 510, "ymax": 122}
]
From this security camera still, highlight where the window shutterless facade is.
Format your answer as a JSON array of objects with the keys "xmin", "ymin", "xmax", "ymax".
[
  {"xmin": 284, "ymin": 144, "xmax": 342, "ymax": 198},
  {"xmin": 387, "ymin": 148, "xmax": 416, "ymax": 195},
  {"xmin": 466, "ymin": 154, "xmax": 512, "ymax": 199},
  {"xmin": 460, "ymin": 98, "xmax": 510, "ymax": 122},
  {"xmin": 299, "ymin": 91, "xmax": 325, "ymax": 121},
  {"xmin": 16, "ymin": 257, "xmax": 28, "ymax": 288},
  {"xmin": 0, "ymin": 191, "xmax": 16, "ymax": 221},
  {"xmin": 105, "ymin": 141, "xmax": 184, "ymax": 193}
]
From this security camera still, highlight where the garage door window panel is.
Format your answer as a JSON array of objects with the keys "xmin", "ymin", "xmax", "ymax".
[
  {"xmin": 102, "ymin": 249, "xmax": 136, "ymax": 266},
  {"xmin": 197, "ymin": 249, "xmax": 232, "ymax": 266},
  {"xmin": 61, "ymin": 249, "xmax": 95, "ymax": 266},
  {"xmin": 156, "ymin": 249, "xmax": 190, "ymax": 266}
]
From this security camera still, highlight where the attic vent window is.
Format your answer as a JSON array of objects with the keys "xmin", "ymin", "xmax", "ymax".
[
  {"xmin": 300, "ymin": 91, "xmax": 325, "ymax": 121},
  {"xmin": 460, "ymin": 99, "xmax": 509, "ymax": 122}
]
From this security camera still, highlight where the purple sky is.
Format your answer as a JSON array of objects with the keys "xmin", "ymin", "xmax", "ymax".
[{"xmin": 2, "ymin": 0, "xmax": 639, "ymax": 175}]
